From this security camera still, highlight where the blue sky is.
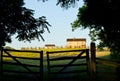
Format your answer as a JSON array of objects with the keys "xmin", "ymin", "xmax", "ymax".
[{"xmin": 6, "ymin": 0, "xmax": 92, "ymax": 49}]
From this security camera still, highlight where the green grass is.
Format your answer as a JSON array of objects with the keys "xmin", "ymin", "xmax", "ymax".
[
  {"xmin": 96, "ymin": 51, "xmax": 110, "ymax": 58},
  {"xmin": 95, "ymin": 51, "xmax": 118, "ymax": 81},
  {"xmin": 1, "ymin": 48, "xmax": 117, "ymax": 81}
]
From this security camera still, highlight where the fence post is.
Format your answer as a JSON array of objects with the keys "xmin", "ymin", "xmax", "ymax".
[
  {"xmin": 40, "ymin": 50, "xmax": 43, "ymax": 81},
  {"xmin": 86, "ymin": 49, "xmax": 90, "ymax": 75},
  {"xmin": 0, "ymin": 47, "xmax": 3, "ymax": 80},
  {"xmin": 90, "ymin": 42, "xmax": 96, "ymax": 81}
]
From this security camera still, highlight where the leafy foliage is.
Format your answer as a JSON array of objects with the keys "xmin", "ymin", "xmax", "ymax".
[
  {"xmin": 71, "ymin": 0, "xmax": 120, "ymax": 56},
  {"xmin": 40, "ymin": 0, "xmax": 79, "ymax": 9},
  {"xmin": 97, "ymin": 41, "xmax": 107, "ymax": 51},
  {"xmin": 0, "ymin": 0, "xmax": 51, "ymax": 48},
  {"xmin": 4, "ymin": 46, "xmax": 15, "ymax": 50},
  {"xmin": 56, "ymin": 0, "xmax": 78, "ymax": 9}
]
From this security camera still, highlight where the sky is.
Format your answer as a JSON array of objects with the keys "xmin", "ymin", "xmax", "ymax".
[{"xmin": 6, "ymin": 0, "xmax": 93, "ymax": 49}]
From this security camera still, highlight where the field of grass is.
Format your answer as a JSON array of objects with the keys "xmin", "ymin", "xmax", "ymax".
[
  {"xmin": 1, "ymin": 48, "xmax": 117, "ymax": 81},
  {"xmin": 96, "ymin": 50, "xmax": 110, "ymax": 58},
  {"xmin": 95, "ymin": 51, "xmax": 119, "ymax": 81}
]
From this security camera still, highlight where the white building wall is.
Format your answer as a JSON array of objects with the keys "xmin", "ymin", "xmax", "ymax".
[{"xmin": 66, "ymin": 41, "xmax": 86, "ymax": 48}]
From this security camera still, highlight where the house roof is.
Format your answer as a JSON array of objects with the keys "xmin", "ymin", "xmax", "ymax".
[
  {"xmin": 67, "ymin": 38, "xmax": 86, "ymax": 41},
  {"xmin": 45, "ymin": 44, "xmax": 55, "ymax": 47}
]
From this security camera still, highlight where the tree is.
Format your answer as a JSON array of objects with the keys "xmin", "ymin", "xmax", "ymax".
[
  {"xmin": 71, "ymin": 0, "xmax": 120, "ymax": 58},
  {"xmin": 0, "ymin": 0, "xmax": 51, "ymax": 48},
  {"xmin": 4, "ymin": 46, "xmax": 15, "ymax": 50},
  {"xmin": 97, "ymin": 41, "xmax": 107, "ymax": 51}
]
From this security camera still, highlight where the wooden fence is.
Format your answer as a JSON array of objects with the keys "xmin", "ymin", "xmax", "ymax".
[
  {"xmin": 46, "ymin": 49, "xmax": 90, "ymax": 81},
  {"xmin": 0, "ymin": 48, "xmax": 43, "ymax": 81},
  {"xmin": 90, "ymin": 42, "xmax": 120, "ymax": 81},
  {"xmin": 1, "ymin": 43, "xmax": 120, "ymax": 81},
  {"xmin": 0, "ymin": 48, "xmax": 91, "ymax": 81}
]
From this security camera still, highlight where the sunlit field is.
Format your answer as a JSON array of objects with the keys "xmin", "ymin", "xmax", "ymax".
[
  {"xmin": 2, "ymin": 48, "xmax": 89, "ymax": 72},
  {"xmin": 96, "ymin": 51, "xmax": 110, "ymax": 58},
  {"xmin": 2, "ymin": 48, "xmax": 111, "ymax": 59},
  {"xmin": 1, "ymin": 48, "xmax": 112, "ymax": 81}
]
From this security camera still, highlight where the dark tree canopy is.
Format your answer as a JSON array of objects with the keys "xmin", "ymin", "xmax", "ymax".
[
  {"xmin": 0, "ymin": 0, "xmax": 51, "ymax": 48},
  {"xmin": 71, "ymin": 0, "xmax": 120, "ymax": 51}
]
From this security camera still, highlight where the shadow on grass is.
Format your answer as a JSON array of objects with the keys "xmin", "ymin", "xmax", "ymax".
[
  {"xmin": 95, "ymin": 51, "xmax": 119, "ymax": 81},
  {"xmin": 1, "ymin": 51, "xmax": 119, "ymax": 81}
]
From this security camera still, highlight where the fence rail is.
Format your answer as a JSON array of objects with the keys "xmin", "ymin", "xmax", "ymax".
[
  {"xmin": 0, "ymin": 48, "xmax": 43, "ymax": 81},
  {"xmin": 46, "ymin": 49, "xmax": 90, "ymax": 81},
  {"xmin": 96, "ymin": 58, "xmax": 120, "ymax": 67}
]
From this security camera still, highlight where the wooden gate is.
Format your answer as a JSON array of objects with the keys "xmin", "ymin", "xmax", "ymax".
[
  {"xmin": 0, "ymin": 48, "xmax": 43, "ymax": 81},
  {"xmin": 46, "ymin": 49, "xmax": 90, "ymax": 81}
]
